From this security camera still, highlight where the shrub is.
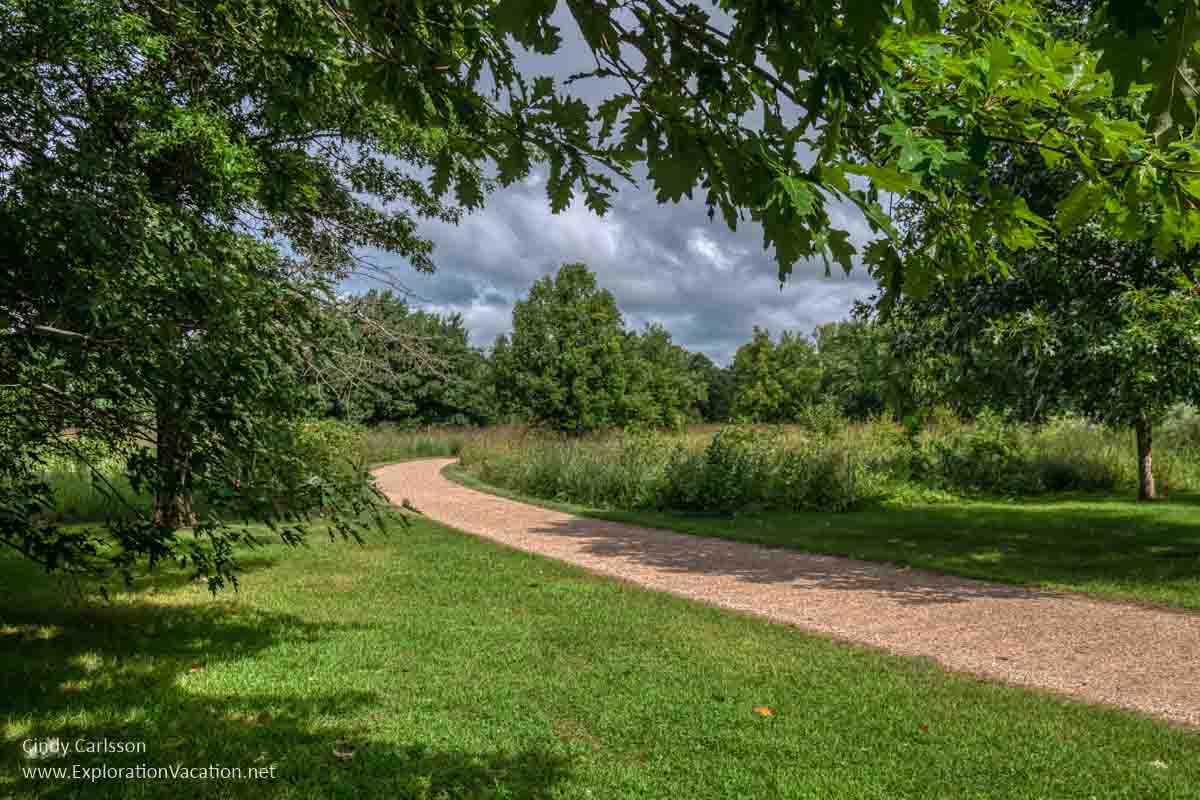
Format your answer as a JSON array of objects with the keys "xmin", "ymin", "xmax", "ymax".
[
  {"xmin": 928, "ymin": 412, "xmax": 1044, "ymax": 495},
  {"xmin": 660, "ymin": 427, "xmax": 776, "ymax": 511}
]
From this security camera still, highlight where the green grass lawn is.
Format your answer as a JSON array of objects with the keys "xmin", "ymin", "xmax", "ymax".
[
  {"xmin": 2, "ymin": 515, "xmax": 1199, "ymax": 799},
  {"xmin": 446, "ymin": 465, "xmax": 1200, "ymax": 610}
]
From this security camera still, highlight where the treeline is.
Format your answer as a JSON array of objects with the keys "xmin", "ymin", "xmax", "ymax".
[
  {"xmin": 324, "ymin": 256, "xmax": 1199, "ymax": 504},
  {"xmin": 317, "ymin": 263, "xmax": 909, "ymax": 432}
]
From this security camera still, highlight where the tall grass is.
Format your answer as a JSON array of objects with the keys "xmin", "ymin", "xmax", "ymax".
[
  {"xmin": 36, "ymin": 410, "xmax": 1200, "ymax": 523},
  {"xmin": 36, "ymin": 452, "xmax": 153, "ymax": 523},
  {"xmin": 459, "ymin": 412, "xmax": 1200, "ymax": 513},
  {"xmin": 359, "ymin": 424, "xmax": 484, "ymax": 465}
]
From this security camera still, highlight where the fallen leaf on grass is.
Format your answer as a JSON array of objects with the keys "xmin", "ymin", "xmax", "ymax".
[
  {"xmin": 752, "ymin": 706, "xmax": 774, "ymax": 717},
  {"xmin": 188, "ymin": 664, "xmax": 203, "ymax": 674},
  {"xmin": 919, "ymin": 724, "xmax": 930, "ymax": 733},
  {"xmin": 1150, "ymin": 759, "xmax": 1169, "ymax": 770}
]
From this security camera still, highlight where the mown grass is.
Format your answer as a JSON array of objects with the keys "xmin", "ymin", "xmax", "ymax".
[
  {"xmin": 600, "ymin": 497, "xmax": 1200, "ymax": 610},
  {"xmin": 2, "ymin": 517, "xmax": 1199, "ymax": 799}
]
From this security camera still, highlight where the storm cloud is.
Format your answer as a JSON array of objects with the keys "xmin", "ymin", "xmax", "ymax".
[
  {"xmin": 376, "ymin": 172, "xmax": 878, "ymax": 366},
  {"xmin": 360, "ymin": 5, "xmax": 881, "ymax": 366}
]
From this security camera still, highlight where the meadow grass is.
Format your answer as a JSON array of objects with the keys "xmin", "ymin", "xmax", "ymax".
[
  {"xmin": 356, "ymin": 424, "xmax": 481, "ymax": 466},
  {"xmin": 2, "ymin": 516, "xmax": 1199, "ymax": 799},
  {"xmin": 456, "ymin": 416, "xmax": 1200, "ymax": 513},
  {"xmin": 36, "ymin": 454, "xmax": 153, "ymax": 523}
]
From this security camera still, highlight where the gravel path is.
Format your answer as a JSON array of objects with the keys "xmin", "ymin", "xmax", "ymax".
[{"xmin": 374, "ymin": 459, "xmax": 1200, "ymax": 726}]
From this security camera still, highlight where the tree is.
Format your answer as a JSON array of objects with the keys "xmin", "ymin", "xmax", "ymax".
[
  {"xmin": 312, "ymin": 291, "xmax": 494, "ymax": 427},
  {"xmin": 0, "ymin": 0, "xmax": 471, "ymax": 584},
  {"xmin": 887, "ymin": 240, "xmax": 1200, "ymax": 500},
  {"xmin": 622, "ymin": 323, "xmax": 707, "ymax": 429},
  {"xmin": 731, "ymin": 329, "xmax": 823, "ymax": 423},
  {"xmin": 494, "ymin": 264, "xmax": 632, "ymax": 432},
  {"xmin": 880, "ymin": 0, "xmax": 1200, "ymax": 500},
  {"xmin": 814, "ymin": 320, "xmax": 895, "ymax": 421},
  {"xmin": 495, "ymin": 268, "xmax": 707, "ymax": 431},
  {"xmin": 688, "ymin": 352, "xmax": 736, "ymax": 423}
]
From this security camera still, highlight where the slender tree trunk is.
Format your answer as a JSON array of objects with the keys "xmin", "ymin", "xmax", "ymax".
[
  {"xmin": 1135, "ymin": 417, "xmax": 1156, "ymax": 502},
  {"xmin": 153, "ymin": 396, "xmax": 196, "ymax": 528}
]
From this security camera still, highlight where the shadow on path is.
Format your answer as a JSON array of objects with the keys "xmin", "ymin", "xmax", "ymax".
[{"xmin": 527, "ymin": 517, "xmax": 1057, "ymax": 606}]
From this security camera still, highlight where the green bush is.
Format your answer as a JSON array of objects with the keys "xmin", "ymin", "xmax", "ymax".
[
  {"xmin": 662, "ymin": 427, "xmax": 776, "ymax": 511},
  {"xmin": 929, "ymin": 412, "xmax": 1044, "ymax": 495}
]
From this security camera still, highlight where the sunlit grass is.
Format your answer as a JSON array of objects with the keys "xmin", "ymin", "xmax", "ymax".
[{"xmin": 2, "ymin": 518, "xmax": 1199, "ymax": 798}]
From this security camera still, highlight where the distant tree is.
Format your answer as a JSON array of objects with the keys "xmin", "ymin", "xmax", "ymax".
[
  {"xmin": 814, "ymin": 320, "xmax": 893, "ymax": 420},
  {"xmin": 731, "ymin": 329, "xmax": 823, "ymax": 423},
  {"xmin": 494, "ymin": 264, "xmax": 631, "ymax": 432},
  {"xmin": 312, "ymin": 291, "xmax": 494, "ymax": 427},
  {"xmin": 688, "ymin": 353, "xmax": 736, "ymax": 423},
  {"xmin": 621, "ymin": 324, "xmax": 707, "ymax": 429}
]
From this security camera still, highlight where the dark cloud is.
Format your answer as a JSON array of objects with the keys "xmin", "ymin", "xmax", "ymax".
[
  {"xmin": 375, "ymin": 172, "xmax": 878, "ymax": 365},
  {"xmin": 357, "ymin": 5, "xmax": 880, "ymax": 366}
]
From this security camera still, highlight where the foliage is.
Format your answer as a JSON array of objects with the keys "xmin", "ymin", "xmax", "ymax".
[
  {"xmin": 730, "ymin": 329, "xmax": 823, "ymax": 423},
  {"xmin": 688, "ymin": 352, "xmax": 736, "ymax": 422},
  {"xmin": 492, "ymin": 264, "xmax": 633, "ymax": 432},
  {"xmin": 1, "ymin": 0, "xmax": 480, "ymax": 585},
  {"xmin": 621, "ymin": 323, "xmax": 708, "ymax": 430},
  {"xmin": 887, "ymin": 207, "xmax": 1200, "ymax": 498},
  {"xmin": 814, "ymin": 320, "xmax": 896, "ymax": 420},
  {"xmin": 494, "ymin": 264, "xmax": 705, "ymax": 432},
  {"xmin": 311, "ymin": 290, "xmax": 495, "ymax": 427}
]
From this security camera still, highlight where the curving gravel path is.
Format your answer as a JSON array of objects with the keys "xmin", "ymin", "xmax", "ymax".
[{"xmin": 374, "ymin": 459, "xmax": 1200, "ymax": 726}]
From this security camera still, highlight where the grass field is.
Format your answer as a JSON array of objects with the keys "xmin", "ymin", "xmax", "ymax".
[{"xmin": 3, "ymin": 515, "xmax": 1199, "ymax": 799}]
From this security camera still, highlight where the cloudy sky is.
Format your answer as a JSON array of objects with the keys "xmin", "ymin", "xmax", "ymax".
[{"xmin": 362, "ymin": 6, "xmax": 881, "ymax": 367}]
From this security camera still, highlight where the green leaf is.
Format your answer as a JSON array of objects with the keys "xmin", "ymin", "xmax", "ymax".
[
  {"xmin": 988, "ymin": 38, "xmax": 1013, "ymax": 88},
  {"xmin": 1055, "ymin": 181, "xmax": 1105, "ymax": 232},
  {"xmin": 845, "ymin": 163, "xmax": 923, "ymax": 195},
  {"xmin": 902, "ymin": 0, "xmax": 940, "ymax": 33},
  {"xmin": 1146, "ymin": 5, "xmax": 1200, "ymax": 143},
  {"xmin": 826, "ymin": 229, "xmax": 856, "ymax": 275},
  {"xmin": 431, "ymin": 151, "xmax": 454, "ymax": 199},
  {"xmin": 773, "ymin": 175, "xmax": 816, "ymax": 215}
]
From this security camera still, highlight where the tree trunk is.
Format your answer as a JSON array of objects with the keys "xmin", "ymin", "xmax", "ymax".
[
  {"xmin": 153, "ymin": 397, "xmax": 197, "ymax": 528},
  {"xmin": 1135, "ymin": 417, "xmax": 1156, "ymax": 502}
]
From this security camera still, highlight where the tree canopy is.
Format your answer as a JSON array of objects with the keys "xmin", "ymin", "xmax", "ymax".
[
  {"xmin": 730, "ymin": 329, "xmax": 824, "ymax": 423},
  {"xmin": 312, "ymin": 291, "xmax": 495, "ymax": 427},
  {"xmin": 6, "ymin": 0, "xmax": 1200, "ymax": 584},
  {"xmin": 493, "ymin": 264, "xmax": 706, "ymax": 432}
]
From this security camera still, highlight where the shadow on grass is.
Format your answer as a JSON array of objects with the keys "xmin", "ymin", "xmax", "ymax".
[{"xmin": 0, "ymin": 555, "xmax": 573, "ymax": 799}]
